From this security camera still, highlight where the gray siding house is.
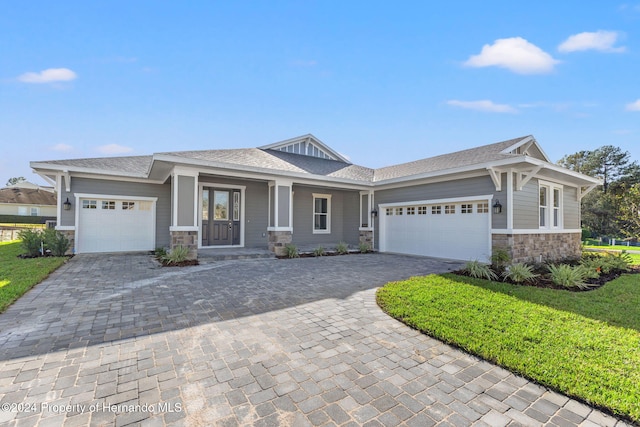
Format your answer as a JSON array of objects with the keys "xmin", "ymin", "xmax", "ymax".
[{"xmin": 30, "ymin": 134, "xmax": 600, "ymax": 262}]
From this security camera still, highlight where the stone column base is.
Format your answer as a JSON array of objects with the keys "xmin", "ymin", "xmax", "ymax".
[
  {"xmin": 268, "ymin": 230, "xmax": 292, "ymax": 256},
  {"xmin": 359, "ymin": 230, "xmax": 373, "ymax": 251},
  {"xmin": 57, "ymin": 229, "xmax": 76, "ymax": 255},
  {"xmin": 170, "ymin": 230, "xmax": 198, "ymax": 260},
  {"xmin": 492, "ymin": 232, "xmax": 581, "ymax": 263}
]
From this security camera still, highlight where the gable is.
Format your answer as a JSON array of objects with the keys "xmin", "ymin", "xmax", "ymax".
[
  {"xmin": 259, "ymin": 134, "xmax": 350, "ymax": 163},
  {"xmin": 500, "ymin": 135, "xmax": 550, "ymax": 162}
]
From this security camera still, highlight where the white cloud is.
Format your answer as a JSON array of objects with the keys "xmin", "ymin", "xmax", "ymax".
[
  {"xmin": 446, "ymin": 100, "xmax": 517, "ymax": 113},
  {"xmin": 18, "ymin": 68, "xmax": 77, "ymax": 84},
  {"xmin": 96, "ymin": 144, "xmax": 134, "ymax": 155},
  {"xmin": 51, "ymin": 143, "xmax": 73, "ymax": 152},
  {"xmin": 558, "ymin": 31, "xmax": 625, "ymax": 53},
  {"xmin": 464, "ymin": 37, "xmax": 559, "ymax": 74},
  {"xmin": 625, "ymin": 99, "xmax": 640, "ymax": 111}
]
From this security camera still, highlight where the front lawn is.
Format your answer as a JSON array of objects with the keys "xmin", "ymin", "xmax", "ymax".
[
  {"xmin": 0, "ymin": 241, "xmax": 68, "ymax": 313},
  {"xmin": 377, "ymin": 273, "xmax": 640, "ymax": 423}
]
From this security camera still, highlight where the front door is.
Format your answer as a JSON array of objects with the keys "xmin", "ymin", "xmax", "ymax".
[{"xmin": 202, "ymin": 188, "xmax": 241, "ymax": 246}]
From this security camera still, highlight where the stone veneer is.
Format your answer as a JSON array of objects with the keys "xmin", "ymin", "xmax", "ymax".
[
  {"xmin": 170, "ymin": 230, "xmax": 198, "ymax": 260},
  {"xmin": 57, "ymin": 229, "xmax": 76, "ymax": 255},
  {"xmin": 492, "ymin": 232, "xmax": 581, "ymax": 263},
  {"xmin": 268, "ymin": 230, "xmax": 292, "ymax": 256},
  {"xmin": 359, "ymin": 230, "xmax": 373, "ymax": 251}
]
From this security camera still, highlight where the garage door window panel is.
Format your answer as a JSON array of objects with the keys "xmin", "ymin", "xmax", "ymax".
[
  {"xmin": 445, "ymin": 205, "xmax": 455, "ymax": 214},
  {"xmin": 432, "ymin": 206, "xmax": 441, "ymax": 215},
  {"xmin": 83, "ymin": 200, "xmax": 97, "ymax": 209}
]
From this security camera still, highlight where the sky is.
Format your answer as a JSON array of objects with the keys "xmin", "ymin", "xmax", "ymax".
[{"xmin": 2, "ymin": 1, "xmax": 640, "ymax": 186}]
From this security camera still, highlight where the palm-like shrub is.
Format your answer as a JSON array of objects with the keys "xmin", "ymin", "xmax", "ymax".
[
  {"xmin": 548, "ymin": 264, "xmax": 593, "ymax": 290},
  {"xmin": 42, "ymin": 228, "xmax": 70, "ymax": 256},
  {"xmin": 284, "ymin": 244, "xmax": 299, "ymax": 258},
  {"xmin": 18, "ymin": 229, "xmax": 43, "ymax": 257},
  {"xmin": 313, "ymin": 246, "xmax": 325, "ymax": 257},
  {"xmin": 503, "ymin": 263, "xmax": 538, "ymax": 284},
  {"xmin": 335, "ymin": 242, "xmax": 349, "ymax": 255},
  {"xmin": 162, "ymin": 245, "xmax": 191, "ymax": 264},
  {"xmin": 463, "ymin": 260, "xmax": 498, "ymax": 281}
]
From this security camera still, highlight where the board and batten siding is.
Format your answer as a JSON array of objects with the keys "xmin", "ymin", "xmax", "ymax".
[
  {"xmin": 199, "ymin": 176, "xmax": 269, "ymax": 248},
  {"xmin": 60, "ymin": 177, "xmax": 171, "ymax": 247},
  {"xmin": 291, "ymin": 185, "xmax": 360, "ymax": 246}
]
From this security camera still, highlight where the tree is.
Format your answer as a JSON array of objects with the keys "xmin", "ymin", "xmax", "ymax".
[
  {"xmin": 585, "ymin": 146, "xmax": 636, "ymax": 193},
  {"xmin": 617, "ymin": 184, "xmax": 640, "ymax": 239},
  {"xmin": 5, "ymin": 176, "xmax": 26, "ymax": 186},
  {"xmin": 557, "ymin": 150, "xmax": 595, "ymax": 175}
]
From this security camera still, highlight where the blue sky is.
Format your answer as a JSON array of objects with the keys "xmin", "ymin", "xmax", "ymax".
[{"xmin": 2, "ymin": 1, "xmax": 639, "ymax": 185}]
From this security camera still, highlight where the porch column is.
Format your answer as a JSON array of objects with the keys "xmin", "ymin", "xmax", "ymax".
[
  {"xmin": 359, "ymin": 190, "xmax": 374, "ymax": 250},
  {"xmin": 170, "ymin": 168, "xmax": 199, "ymax": 259},
  {"xmin": 267, "ymin": 179, "xmax": 293, "ymax": 256}
]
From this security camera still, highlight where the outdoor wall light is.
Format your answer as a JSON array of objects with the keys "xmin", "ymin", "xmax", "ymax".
[
  {"xmin": 492, "ymin": 199, "xmax": 502, "ymax": 214},
  {"xmin": 63, "ymin": 198, "xmax": 72, "ymax": 211},
  {"xmin": 371, "ymin": 208, "xmax": 378, "ymax": 217}
]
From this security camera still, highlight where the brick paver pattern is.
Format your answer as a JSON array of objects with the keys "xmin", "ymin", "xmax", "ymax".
[{"xmin": 0, "ymin": 253, "xmax": 631, "ymax": 426}]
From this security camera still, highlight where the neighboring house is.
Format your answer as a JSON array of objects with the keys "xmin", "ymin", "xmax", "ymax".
[
  {"xmin": 30, "ymin": 135, "xmax": 600, "ymax": 261},
  {"xmin": 0, "ymin": 182, "xmax": 57, "ymax": 220}
]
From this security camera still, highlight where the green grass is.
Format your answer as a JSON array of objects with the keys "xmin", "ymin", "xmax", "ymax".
[
  {"xmin": 377, "ymin": 273, "xmax": 640, "ymax": 422},
  {"xmin": 0, "ymin": 241, "xmax": 67, "ymax": 313},
  {"xmin": 584, "ymin": 244, "xmax": 640, "ymax": 251}
]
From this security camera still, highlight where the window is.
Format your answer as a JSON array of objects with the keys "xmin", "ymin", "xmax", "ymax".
[
  {"xmin": 233, "ymin": 192, "xmax": 240, "ymax": 221},
  {"xmin": 540, "ymin": 183, "xmax": 562, "ymax": 229},
  {"xmin": 102, "ymin": 201, "xmax": 115, "ymax": 210},
  {"xmin": 477, "ymin": 203, "xmax": 489, "ymax": 213},
  {"xmin": 395, "ymin": 207, "xmax": 403, "ymax": 215},
  {"xmin": 406, "ymin": 207, "xmax": 415, "ymax": 215},
  {"xmin": 418, "ymin": 206, "xmax": 427, "ymax": 215},
  {"xmin": 122, "ymin": 201, "xmax": 135, "ymax": 210},
  {"xmin": 138, "ymin": 201, "xmax": 152, "ymax": 211},
  {"xmin": 313, "ymin": 194, "xmax": 331, "ymax": 233},
  {"xmin": 445, "ymin": 205, "xmax": 455, "ymax": 214},
  {"xmin": 461, "ymin": 204, "xmax": 472, "ymax": 214},
  {"xmin": 432, "ymin": 205, "xmax": 442, "ymax": 215},
  {"xmin": 214, "ymin": 191, "xmax": 229, "ymax": 220},
  {"xmin": 29, "ymin": 207, "xmax": 39, "ymax": 216},
  {"xmin": 82, "ymin": 200, "xmax": 97, "ymax": 209},
  {"xmin": 386, "ymin": 208, "xmax": 393, "ymax": 216}
]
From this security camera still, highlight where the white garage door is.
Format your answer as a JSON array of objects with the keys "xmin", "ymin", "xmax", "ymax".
[
  {"xmin": 77, "ymin": 197, "xmax": 156, "ymax": 253},
  {"xmin": 380, "ymin": 199, "xmax": 491, "ymax": 261}
]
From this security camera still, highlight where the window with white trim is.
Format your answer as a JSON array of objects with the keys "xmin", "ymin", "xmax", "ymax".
[
  {"xmin": 477, "ymin": 203, "xmax": 489, "ymax": 213},
  {"xmin": 82, "ymin": 200, "xmax": 97, "ymax": 209},
  {"xmin": 102, "ymin": 201, "xmax": 116, "ymax": 210},
  {"xmin": 418, "ymin": 206, "xmax": 427, "ymax": 215},
  {"xmin": 432, "ymin": 205, "xmax": 441, "ymax": 215},
  {"xmin": 461, "ymin": 204, "xmax": 472, "ymax": 214},
  {"xmin": 30, "ymin": 207, "xmax": 39, "ymax": 216},
  {"xmin": 122, "ymin": 201, "xmax": 136, "ymax": 210},
  {"xmin": 386, "ymin": 208, "xmax": 393, "ymax": 216},
  {"xmin": 445, "ymin": 205, "xmax": 455, "ymax": 214},
  {"xmin": 406, "ymin": 207, "xmax": 415, "ymax": 215},
  {"xmin": 395, "ymin": 207, "xmax": 403, "ymax": 215},
  {"xmin": 313, "ymin": 194, "xmax": 331, "ymax": 234},
  {"xmin": 540, "ymin": 182, "xmax": 562, "ymax": 229}
]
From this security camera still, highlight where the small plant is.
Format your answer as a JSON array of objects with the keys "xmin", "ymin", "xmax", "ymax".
[
  {"xmin": 284, "ymin": 243, "xmax": 299, "ymax": 258},
  {"xmin": 490, "ymin": 247, "xmax": 511, "ymax": 273},
  {"xmin": 313, "ymin": 246, "xmax": 325, "ymax": 257},
  {"xmin": 605, "ymin": 251, "xmax": 632, "ymax": 273},
  {"xmin": 162, "ymin": 245, "xmax": 190, "ymax": 264},
  {"xmin": 42, "ymin": 228, "xmax": 70, "ymax": 257},
  {"xmin": 463, "ymin": 260, "xmax": 498, "ymax": 281},
  {"xmin": 503, "ymin": 263, "xmax": 538, "ymax": 284},
  {"xmin": 336, "ymin": 242, "xmax": 349, "ymax": 255},
  {"xmin": 547, "ymin": 264, "xmax": 592, "ymax": 290},
  {"xmin": 359, "ymin": 242, "xmax": 370, "ymax": 253},
  {"xmin": 154, "ymin": 247, "xmax": 167, "ymax": 259},
  {"xmin": 17, "ymin": 228, "xmax": 43, "ymax": 257}
]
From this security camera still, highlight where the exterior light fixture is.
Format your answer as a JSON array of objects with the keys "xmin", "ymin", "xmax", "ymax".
[
  {"xmin": 492, "ymin": 199, "xmax": 502, "ymax": 214},
  {"xmin": 371, "ymin": 208, "xmax": 378, "ymax": 218},
  {"xmin": 63, "ymin": 198, "xmax": 72, "ymax": 211}
]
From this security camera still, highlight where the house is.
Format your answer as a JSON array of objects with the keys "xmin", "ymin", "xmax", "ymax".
[
  {"xmin": 30, "ymin": 135, "xmax": 600, "ymax": 262},
  {"xmin": 0, "ymin": 182, "xmax": 57, "ymax": 222}
]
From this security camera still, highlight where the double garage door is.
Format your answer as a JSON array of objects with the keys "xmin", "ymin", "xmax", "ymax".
[
  {"xmin": 380, "ymin": 198, "xmax": 491, "ymax": 261},
  {"xmin": 77, "ymin": 197, "xmax": 156, "ymax": 253}
]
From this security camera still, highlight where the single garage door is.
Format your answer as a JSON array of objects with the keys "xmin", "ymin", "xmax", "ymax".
[
  {"xmin": 380, "ymin": 199, "xmax": 491, "ymax": 261},
  {"xmin": 77, "ymin": 197, "xmax": 156, "ymax": 253}
]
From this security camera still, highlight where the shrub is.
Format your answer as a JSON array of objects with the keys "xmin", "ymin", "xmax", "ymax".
[
  {"xmin": 463, "ymin": 260, "xmax": 497, "ymax": 281},
  {"xmin": 503, "ymin": 263, "xmax": 538, "ymax": 284},
  {"xmin": 335, "ymin": 242, "xmax": 349, "ymax": 255},
  {"xmin": 313, "ymin": 246, "xmax": 325, "ymax": 257},
  {"xmin": 490, "ymin": 247, "xmax": 511, "ymax": 273},
  {"xmin": 162, "ymin": 245, "xmax": 190, "ymax": 264},
  {"xmin": 17, "ymin": 228, "xmax": 43, "ymax": 257},
  {"xmin": 359, "ymin": 243, "xmax": 370, "ymax": 253},
  {"xmin": 284, "ymin": 243, "xmax": 299, "ymax": 258},
  {"xmin": 154, "ymin": 247, "xmax": 167, "ymax": 259},
  {"xmin": 547, "ymin": 264, "xmax": 593, "ymax": 290},
  {"xmin": 42, "ymin": 228, "xmax": 70, "ymax": 257},
  {"xmin": 605, "ymin": 251, "xmax": 632, "ymax": 273}
]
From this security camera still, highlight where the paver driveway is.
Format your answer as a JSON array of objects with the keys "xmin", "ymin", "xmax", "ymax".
[{"xmin": 0, "ymin": 253, "xmax": 628, "ymax": 426}]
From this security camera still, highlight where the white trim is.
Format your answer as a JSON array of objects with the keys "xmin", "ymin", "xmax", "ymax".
[
  {"xmin": 267, "ymin": 226, "xmax": 293, "ymax": 232},
  {"xmin": 507, "ymin": 170, "xmax": 514, "ymax": 230},
  {"xmin": 538, "ymin": 180, "xmax": 563, "ymax": 230},
  {"xmin": 259, "ymin": 134, "xmax": 350, "ymax": 163},
  {"xmin": 378, "ymin": 194, "xmax": 494, "ymax": 209},
  {"xmin": 56, "ymin": 174, "xmax": 62, "ymax": 226},
  {"xmin": 170, "ymin": 226, "xmax": 198, "ymax": 232},
  {"xmin": 312, "ymin": 193, "xmax": 332, "ymax": 234},
  {"xmin": 486, "ymin": 167, "xmax": 502, "ymax": 191},
  {"xmin": 516, "ymin": 165, "xmax": 543, "ymax": 191},
  {"xmin": 492, "ymin": 229, "xmax": 582, "ymax": 235},
  {"xmin": 580, "ymin": 184, "xmax": 598, "ymax": 200},
  {"xmin": 74, "ymin": 193, "xmax": 158, "ymax": 202},
  {"xmin": 359, "ymin": 190, "xmax": 374, "ymax": 230},
  {"xmin": 198, "ymin": 183, "xmax": 246, "ymax": 248},
  {"xmin": 55, "ymin": 226, "xmax": 75, "ymax": 231}
]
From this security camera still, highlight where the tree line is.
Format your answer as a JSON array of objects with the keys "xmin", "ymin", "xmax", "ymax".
[{"xmin": 558, "ymin": 146, "xmax": 640, "ymax": 240}]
